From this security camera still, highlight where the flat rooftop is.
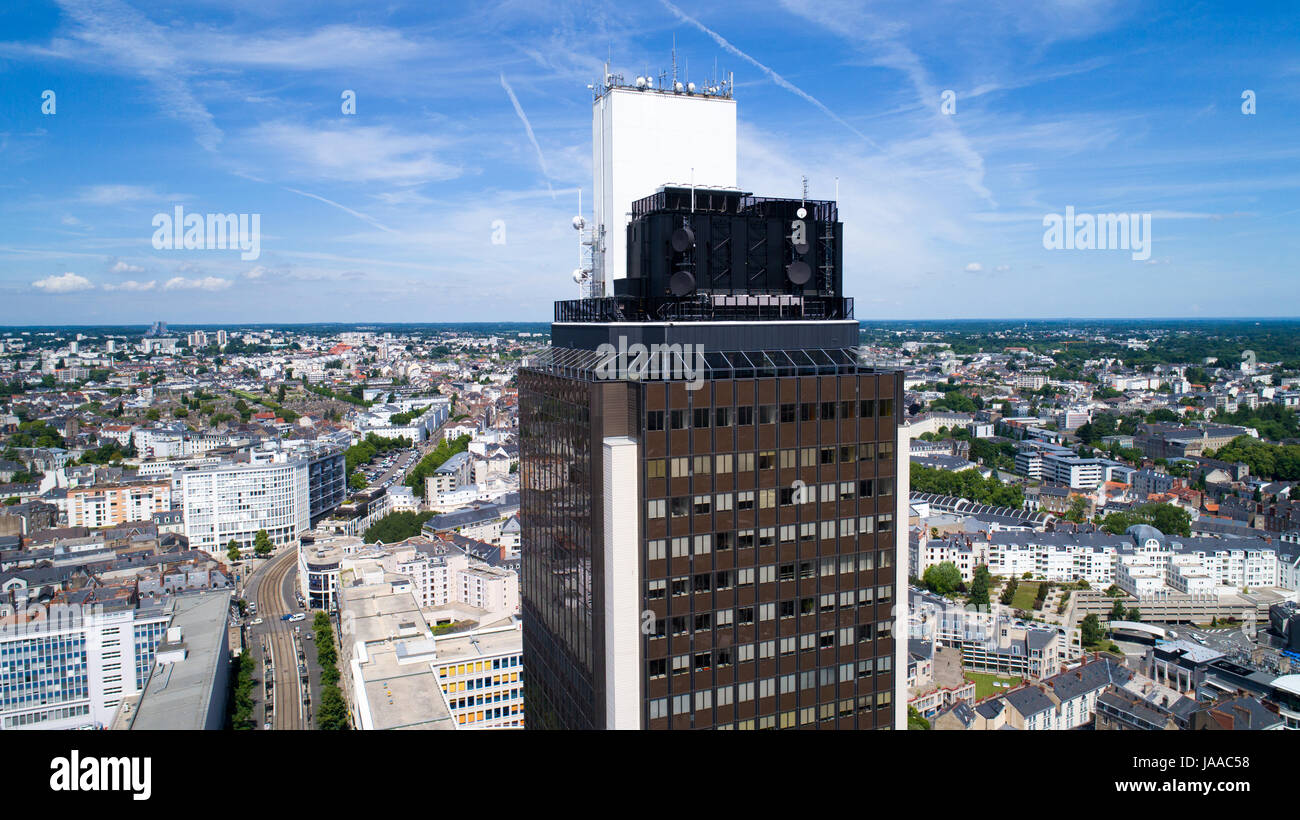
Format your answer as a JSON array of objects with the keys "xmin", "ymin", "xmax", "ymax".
[
  {"xmin": 124, "ymin": 590, "xmax": 232, "ymax": 730},
  {"xmin": 341, "ymin": 583, "xmax": 455, "ymax": 731}
]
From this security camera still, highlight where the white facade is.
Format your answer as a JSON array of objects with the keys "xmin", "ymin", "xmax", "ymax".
[
  {"xmin": 593, "ymin": 84, "xmax": 737, "ymax": 287},
  {"xmin": 0, "ymin": 602, "xmax": 169, "ymax": 730},
  {"xmin": 181, "ymin": 454, "xmax": 310, "ymax": 555}
]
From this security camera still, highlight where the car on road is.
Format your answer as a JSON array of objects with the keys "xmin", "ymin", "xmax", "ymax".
[
  {"xmin": 289, "ymin": 613, "xmax": 307, "ymax": 622},
  {"xmin": 251, "ymin": 618, "xmax": 264, "ymax": 625},
  {"xmin": 304, "ymin": 632, "xmax": 313, "ymax": 640},
  {"xmin": 281, "ymin": 613, "xmax": 293, "ymax": 621}
]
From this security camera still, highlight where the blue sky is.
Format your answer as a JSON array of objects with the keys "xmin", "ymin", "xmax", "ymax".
[{"xmin": 0, "ymin": 0, "xmax": 1297, "ymax": 324}]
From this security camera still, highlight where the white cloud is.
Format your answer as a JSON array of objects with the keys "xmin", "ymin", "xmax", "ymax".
[
  {"xmin": 995, "ymin": 264, "xmax": 1011, "ymax": 272},
  {"xmin": 110, "ymin": 260, "xmax": 145, "ymax": 274},
  {"xmin": 965, "ymin": 262, "xmax": 983, "ymax": 272},
  {"xmin": 164, "ymin": 276, "xmax": 232, "ymax": 291},
  {"xmin": 32, "ymin": 272, "xmax": 94, "ymax": 293},
  {"xmin": 77, "ymin": 185, "xmax": 156, "ymax": 205},
  {"xmin": 102, "ymin": 279, "xmax": 156, "ymax": 291},
  {"xmin": 240, "ymin": 122, "xmax": 460, "ymax": 184}
]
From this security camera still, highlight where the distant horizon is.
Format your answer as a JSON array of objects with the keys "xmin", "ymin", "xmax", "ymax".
[{"xmin": 4, "ymin": 315, "xmax": 1300, "ymax": 331}]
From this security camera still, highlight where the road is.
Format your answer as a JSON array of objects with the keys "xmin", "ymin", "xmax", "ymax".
[{"xmin": 246, "ymin": 547, "xmax": 312, "ymax": 730}]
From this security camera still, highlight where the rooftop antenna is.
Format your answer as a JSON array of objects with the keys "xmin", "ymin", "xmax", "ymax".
[
  {"xmin": 690, "ymin": 168, "xmax": 696, "ymax": 213},
  {"xmin": 801, "ymin": 175, "xmax": 808, "ymax": 208}
]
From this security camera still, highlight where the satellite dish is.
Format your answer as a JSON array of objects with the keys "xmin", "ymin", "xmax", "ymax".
[
  {"xmin": 688, "ymin": 82, "xmax": 696, "ymax": 93},
  {"xmin": 674, "ymin": 81, "xmax": 683, "ymax": 92},
  {"xmin": 572, "ymin": 216, "xmax": 585, "ymax": 231},
  {"xmin": 572, "ymin": 269, "xmax": 586, "ymax": 283},
  {"xmin": 669, "ymin": 271, "xmax": 696, "ymax": 296},
  {"xmin": 796, "ymin": 207, "xmax": 807, "ymax": 219},
  {"xmin": 635, "ymin": 76, "xmax": 646, "ymax": 88},
  {"xmin": 670, "ymin": 226, "xmax": 695, "ymax": 253},
  {"xmin": 786, "ymin": 261, "xmax": 812, "ymax": 285}
]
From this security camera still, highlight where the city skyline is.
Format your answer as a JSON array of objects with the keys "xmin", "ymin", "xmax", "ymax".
[{"xmin": 2, "ymin": 0, "xmax": 1298, "ymax": 324}]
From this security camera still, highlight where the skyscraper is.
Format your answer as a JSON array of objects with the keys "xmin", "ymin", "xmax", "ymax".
[{"xmin": 519, "ymin": 76, "xmax": 906, "ymax": 730}]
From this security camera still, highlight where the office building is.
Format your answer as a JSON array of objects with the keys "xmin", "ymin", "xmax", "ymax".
[
  {"xmin": 0, "ymin": 599, "xmax": 170, "ymax": 730},
  {"xmin": 180, "ymin": 450, "xmax": 310, "ymax": 555},
  {"xmin": 519, "ymin": 80, "xmax": 905, "ymax": 730}
]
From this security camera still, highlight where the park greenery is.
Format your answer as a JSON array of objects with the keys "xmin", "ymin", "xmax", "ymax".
[
  {"xmin": 363, "ymin": 510, "xmax": 436, "ymax": 543},
  {"xmin": 1099, "ymin": 502, "xmax": 1192, "ymax": 537},
  {"xmin": 910, "ymin": 463, "xmax": 1024, "ymax": 508},
  {"xmin": 405, "ymin": 434, "xmax": 471, "ymax": 492}
]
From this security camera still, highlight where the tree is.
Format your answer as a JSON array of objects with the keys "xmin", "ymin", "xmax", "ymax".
[
  {"xmin": 1065, "ymin": 495, "xmax": 1088, "ymax": 524},
  {"xmin": 968, "ymin": 565, "xmax": 992, "ymax": 610},
  {"xmin": 921, "ymin": 562, "xmax": 962, "ymax": 596},
  {"xmin": 317, "ymin": 685, "xmax": 349, "ymax": 730},
  {"xmin": 907, "ymin": 705, "xmax": 931, "ymax": 730},
  {"xmin": 145, "ymin": 408, "xmax": 160, "ymax": 421},
  {"xmin": 1109, "ymin": 598, "xmax": 1127, "ymax": 621},
  {"xmin": 1127, "ymin": 607, "xmax": 1142, "ymax": 622},
  {"xmin": 254, "ymin": 529, "xmax": 273, "ymax": 558},
  {"xmin": 227, "ymin": 540, "xmax": 241, "ymax": 563},
  {"xmin": 1079, "ymin": 614, "xmax": 1105, "ymax": 647}
]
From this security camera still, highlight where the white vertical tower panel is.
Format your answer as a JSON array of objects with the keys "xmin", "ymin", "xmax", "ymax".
[
  {"xmin": 602, "ymin": 435, "xmax": 642, "ymax": 729},
  {"xmin": 895, "ymin": 422, "xmax": 911, "ymax": 730},
  {"xmin": 593, "ymin": 87, "xmax": 737, "ymax": 288}
]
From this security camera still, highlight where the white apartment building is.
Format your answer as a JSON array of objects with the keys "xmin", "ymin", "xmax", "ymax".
[
  {"xmin": 180, "ymin": 451, "xmax": 310, "ymax": 555},
  {"xmin": 344, "ymin": 540, "xmax": 519, "ymax": 616}
]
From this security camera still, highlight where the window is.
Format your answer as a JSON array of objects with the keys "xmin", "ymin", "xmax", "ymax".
[
  {"xmin": 759, "ymin": 489, "xmax": 775, "ymax": 509},
  {"xmin": 859, "ymin": 478, "xmax": 874, "ymax": 498},
  {"xmin": 671, "ymin": 537, "xmax": 690, "ymax": 558},
  {"xmin": 779, "ymin": 448, "xmax": 797, "ymax": 469},
  {"xmin": 878, "ymin": 477, "xmax": 894, "ymax": 497},
  {"xmin": 737, "ymin": 452, "xmax": 754, "ymax": 472},
  {"xmin": 648, "ymin": 539, "xmax": 665, "ymax": 560},
  {"xmin": 716, "ymin": 531, "xmax": 734, "ymax": 551},
  {"xmin": 801, "ymin": 447, "xmax": 817, "ymax": 467},
  {"xmin": 715, "ymin": 407, "xmax": 733, "ymax": 427},
  {"xmin": 670, "ymin": 457, "xmax": 690, "ymax": 478},
  {"xmin": 715, "ymin": 453, "xmax": 733, "ymax": 474},
  {"xmin": 737, "ymin": 491, "xmax": 755, "ymax": 511},
  {"xmin": 879, "ymin": 398, "xmax": 894, "ymax": 417},
  {"xmin": 693, "ymin": 534, "xmax": 712, "ymax": 555},
  {"xmin": 878, "ymin": 442, "xmax": 894, "ymax": 461},
  {"xmin": 650, "ymin": 699, "xmax": 668, "ymax": 719},
  {"xmin": 647, "ymin": 459, "xmax": 666, "ymax": 479},
  {"xmin": 737, "ymin": 406, "xmax": 754, "ymax": 425},
  {"xmin": 693, "ymin": 455, "xmax": 712, "ymax": 475},
  {"xmin": 859, "ymin": 399, "xmax": 875, "ymax": 418},
  {"xmin": 647, "ymin": 579, "xmax": 666, "ymax": 600},
  {"xmin": 647, "ymin": 411, "xmax": 665, "ymax": 431},
  {"xmin": 780, "ymin": 403, "xmax": 796, "ymax": 423},
  {"xmin": 670, "ymin": 497, "xmax": 690, "ymax": 518},
  {"xmin": 758, "ymin": 405, "xmax": 777, "ymax": 424},
  {"xmin": 716, "ymin": 492, "xmax": 733, "ymax": 512},
  {"xmin": 671, "ymin": 577, "xmax": 689, "ymax": 597},
  {"xmin": 820, "ymin": 401, "xmax": 837, "ymax": 420},
  {"xmin": 648, "ymin": 658, "xmax": 667, "ymax": 679},
  {"xmin": 669, "ymin": 409, "xmax": 688, "ymax": 430},
  {"xmin": 693, "ymin": 407, "xmax": 711, "ymax": 428},
  {"xmin": 800, "ymin": 402, "xmax": 816, "ymax": 421},
  {"xmin": 840, "ymin": 400, "xmax": 856, "ymax": 419},
  {"xmin": 820, "ymin": 447, "xmax": 836, "ymax": 465},
  {"xmin": 648, "ymin": 500, "xmax": 665, "ymax": 519},
  {"xmin": 693, "ymin": 495, "xmax": 712, "ymax": 515},
  {"xmin": 758, "ymin": 451, "xmax": 776, "ymax": 470},
  {"xmin": 737, "ymin": 568, "xmax": 754, "ymax": 587}
]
